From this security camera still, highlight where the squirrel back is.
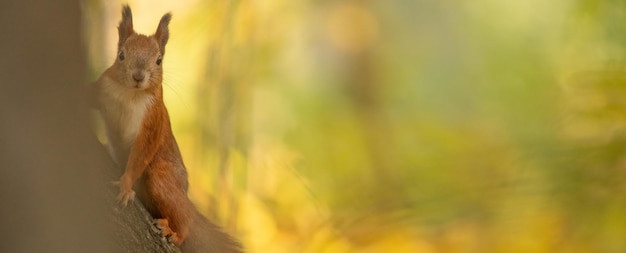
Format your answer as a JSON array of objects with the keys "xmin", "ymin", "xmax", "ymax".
[{"xmin": 95, "ymin": 5, "xmax": 243, "ymax": 253}]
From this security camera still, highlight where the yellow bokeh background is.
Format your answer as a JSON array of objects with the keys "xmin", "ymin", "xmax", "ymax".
[{"xmin": 84, "ymin": 0, "xmax": 626, "ymax": 252}]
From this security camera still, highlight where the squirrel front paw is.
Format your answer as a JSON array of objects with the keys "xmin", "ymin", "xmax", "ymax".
[{"xmin": 111, "ymin": 180, "xmax": 136, "ymax": 206}]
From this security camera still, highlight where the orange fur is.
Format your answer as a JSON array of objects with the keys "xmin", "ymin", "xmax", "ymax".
[{"xmin": 94, "ymin": 6, "xmax": 242, "ymax": 252}]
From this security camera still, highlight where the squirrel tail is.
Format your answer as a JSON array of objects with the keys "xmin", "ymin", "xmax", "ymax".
[{"xmin": 181, "ymin": 209, "xmax": 244, "ymax": 253}]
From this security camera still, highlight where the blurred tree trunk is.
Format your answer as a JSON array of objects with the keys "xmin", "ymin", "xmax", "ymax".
[
  {"xmin": 342, "ymin": 6, "xmax": 403, "ymax": 205},
  {"xmin": 0, "ymin": 1, "xmax": 179, "ymax": 252},
  {"xmin": 197, "ymin": 0, "xmax": 251, "ymax": 233},
  {"xmin": 0, "ymin": 0, "xmax": 113, "ymax": 252}
]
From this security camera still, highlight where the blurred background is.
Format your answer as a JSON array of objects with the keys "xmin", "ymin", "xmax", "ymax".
[{"xmin": 82, "ymin": 0, "xmax": 626, "ymax": 252}]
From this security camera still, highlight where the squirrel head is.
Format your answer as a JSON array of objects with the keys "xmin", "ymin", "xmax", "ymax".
[{"xmin": 112, "ymin": 5, "xmax": 171, "ymax": 91}]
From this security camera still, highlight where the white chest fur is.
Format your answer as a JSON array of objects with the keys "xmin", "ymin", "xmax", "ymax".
[{"xmin": 98, "ymin": 76, "xmax": 153, "ymax": 164}]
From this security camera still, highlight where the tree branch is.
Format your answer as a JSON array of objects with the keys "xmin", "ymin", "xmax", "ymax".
[{"xmin": 108, "ymin": 185, "xmax": 182, "ymax": 253}]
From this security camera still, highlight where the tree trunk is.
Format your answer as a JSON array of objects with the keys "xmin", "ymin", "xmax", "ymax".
[{"xmin": 0, "ymin": 0, "xmax": 179, "ymax": 252}]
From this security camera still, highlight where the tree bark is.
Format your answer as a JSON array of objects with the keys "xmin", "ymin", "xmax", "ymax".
[
  {"xmin": 108, "ymin": 183, "xmax": 181, "ymax": 253},
  {"xmin": 0, "ymin": 0, "xmax": 180, "ymax": 251}
]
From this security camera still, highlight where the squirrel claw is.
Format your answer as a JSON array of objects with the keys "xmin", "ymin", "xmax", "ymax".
[
  {"xmin": 113, "ymin": 181, "xmax": 135, "ymax": 207},
  {"xmin": 154, "ymin": 218, "xmax": 180, "ymax": 245},
  {"xmin": 116, "ymin": 190, "xmax": 135, "ymax": 207}
]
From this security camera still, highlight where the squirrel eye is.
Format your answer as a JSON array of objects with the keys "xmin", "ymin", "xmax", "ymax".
[
  {"xmin": 156, "ymin": 55, "xmax": 162, "ymax": 65},
  {"xmin": 118, "ymin": 51, "xmax": 125, "ymax": 61}
]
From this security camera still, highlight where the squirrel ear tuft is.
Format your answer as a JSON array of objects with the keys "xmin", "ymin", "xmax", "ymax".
[
  {"xmin": 118, "ymin": 5, "xmax": 134, "ymax": 50},
  {"xmin": 155, "ymin": 13, "xmax": 171, "ymax": 54}
]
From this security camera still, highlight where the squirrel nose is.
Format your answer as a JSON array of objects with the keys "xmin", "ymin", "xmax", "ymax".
[{"xmin": 132, "ymin": 71, "xmax": 145, "ymax": 82}]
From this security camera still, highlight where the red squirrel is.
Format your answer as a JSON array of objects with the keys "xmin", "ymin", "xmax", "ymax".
[{"xmin": 94, "ymin": 5, "xmax": 242, "ymax": 253}]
